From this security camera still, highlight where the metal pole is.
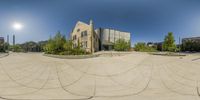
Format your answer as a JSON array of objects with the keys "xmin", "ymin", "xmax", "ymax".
[{"xmin": 179, "ymin": 37, "xmax": 181, "ymax": 54}]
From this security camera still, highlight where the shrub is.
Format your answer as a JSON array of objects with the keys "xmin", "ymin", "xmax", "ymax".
[
  {"xmin": 134, "ymin": 42, "xmax": 157, "ymax": 52},
  {"xmin": 11, "ymin": 44, "xmax": 23, "ymax": 52},
  {"xmin": 114, "ymin": 39, "xmax": 130, "ymax": 51},
  {"xmin": 0, "ymin": 42, "xmax": 9, "ymax": 52},
  {"xmin": 44, "ymin": 31, "xmax": 88, "ymax": 55},
  {"xmin": 44, "ymin": 31, "xmax": 66, "ymax": 54}
]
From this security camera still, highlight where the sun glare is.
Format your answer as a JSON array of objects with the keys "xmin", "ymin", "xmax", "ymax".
[{"xmin": 13, "ymin": 22, "xmax": 23, "ymax": 30}]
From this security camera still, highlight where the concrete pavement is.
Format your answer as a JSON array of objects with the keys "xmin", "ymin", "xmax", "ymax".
[{"xmin": 0, "ymin": 52, "xmax": 199, "ymax": 100}]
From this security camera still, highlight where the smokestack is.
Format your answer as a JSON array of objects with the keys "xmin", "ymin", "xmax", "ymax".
[
  {"xmin": 7, "ymin": 35, "xmax": 9, "ymax": 44},
  {"xmin": 13, "ymin": 35, "xmax": 15, "ymax": 45}
]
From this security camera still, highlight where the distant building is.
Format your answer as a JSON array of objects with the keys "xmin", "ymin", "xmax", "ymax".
[
  {"xmin": 182, "ymin": 37, "xmax": 200, "ymax": 43},
  {"xmin": 147, "ymin": 42, "xmax": 163, "ymax": 51},
  {"xmin": 182, "ymin": 37, "xmax": 200, "ymax": 52},
  {"xmin": 147, "ymin": 42, "xmax": 154, "ymax": 47},
  {"xmin": 0, "ymin": 37, "xmax": 4, "ymax": 44},
  {"xmin": 70, "ymin": 20, "xmax": 131, "ymax": 53}
]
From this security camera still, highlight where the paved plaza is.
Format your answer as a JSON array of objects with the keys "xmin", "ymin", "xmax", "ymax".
[{"xmin": 0, "ymin": 52, "xmax": 200, "ymax": 100}]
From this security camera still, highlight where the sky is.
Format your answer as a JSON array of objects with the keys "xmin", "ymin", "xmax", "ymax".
[{"xmin": 0, "ymin": 0, "xmax": 200, "ymax": 46}]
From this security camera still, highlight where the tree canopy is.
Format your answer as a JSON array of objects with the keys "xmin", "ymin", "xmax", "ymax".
[
  {"xmin": 162, "ymin": 32, "xmax": 177, "ymax": 52},
  {"xmin": 114, "ymin": 39, "xmax": 130, "ymax": 51},
  {"xmin": 44, "ymin": 31, "xmax": 87, "ymax": 55},
  {"xmin": 134, "ymin": 42, "xmax": 157, "ymax": 52}
]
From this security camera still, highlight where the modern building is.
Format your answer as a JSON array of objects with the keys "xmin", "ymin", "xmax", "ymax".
[
  {"xmin": 147, "ymin": 42, "xmax": 163, "ymax": 51},
  {"xmin": 182, "ymin": 37, "xmax": 200, "ymax": 52},
  {"xmin": 96, "ymin": 28, "xmax": 130, "ymax": 51},
  {"xmin": 70, "ymin": 20, "xmax": 131, "ymax": 53},
  {"xmin": 182, "ymin": 37, "xmax": 200, "ymax": 43}
]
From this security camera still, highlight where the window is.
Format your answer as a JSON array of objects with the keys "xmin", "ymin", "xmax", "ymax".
[
  {"xmin": 81, "ymin": 31, "xmax": 87, "ymax": 37},
  {"xmin": 77, "ymin": 29, "xmax": 80, "ymax": 32},
  {"xmin": 81, "ymin": 32, "xmax": 83, "ymax": 37},
  {"xmin": 84, "ymin": 31, "xmax": 87, "ymax": 36},
  {"xmin": 73, "ymin": 35, "xmax": 77, "ymax": 40},
  {"xmin": 82, "ymin": 41, "xmax": 87, "ymax": 48}
]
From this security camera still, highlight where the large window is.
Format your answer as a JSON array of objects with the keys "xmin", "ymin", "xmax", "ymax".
[
  {"xmin": 82, "ymin": 41, "xmax": 87, "ymax": 48},
  {"xmin": 81, "ymin": 31, "xmax": 87, "ymax": 37},
  {"xmin": 73, "ymin": 35, "xmax": 77, "ymax": 40},
  {"xmin": 77, "ymin": 29, "xmax": 80, "ymax": 32}
]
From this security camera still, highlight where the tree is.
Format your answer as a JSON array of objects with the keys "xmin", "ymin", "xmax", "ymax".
[
  {"xmin": 134, "ymin": 42, "xmax": 146, "ymax": 51},
  {"xmin": 12, "ymin": 44, "xmax": 22, "ymax": 52},
  {"xmin": 162, "ymin": 32, "xmax": 176, "ymax": 52},
  {"xmin": 134, "ymin": 42, "xmax": 157, "ymax": 52},
  {"xmin": 114, "ymin": 39, "xmax": 130, "ymax": 51},
  {"xmin": 44, "ymin": 31, "xmax": 87, "ymax": 55},
  {"xmin": 0, "ymin": 42, "xmax": 9, "ymax": 52},
  {"xmin": 44, "ymin": 31, "xmax": 66, "ymax": 54}
]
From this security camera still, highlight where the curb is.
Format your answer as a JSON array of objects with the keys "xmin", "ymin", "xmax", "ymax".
[
  {"xmin": 43, "ymin": 54, "xmax": 100, "ymax": 59},
  {"xmin": 0, "ymin": 53, "xmax": 9, "ymax": 58}
]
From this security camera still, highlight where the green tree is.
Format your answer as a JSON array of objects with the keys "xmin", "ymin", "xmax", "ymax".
[
  {"xmin": 134, "ymin": 42, "xmax": 146, "ymax": 51},
  {"xmin": 0, "ymin": 42, "xmax": 9, "ymax": 52},
  {"xmin": 12, "ymin": 44, "xmax": 22, "ymax": 52},
  {"xmin": 44, "ymin": 31, "xmax": 87, "ymax": 55},
  {"xmin": 134, "ymin": 42, "xmax": 157, "ymax": 52},
  {"xmin": 114, "ymin": 39, "xmax": 130, "ymax": 51},
  {"xmin": 44, "ymin": 31, "xmax": 66, "ymax": 54},
  {"xmin": 162, "ymin": 32, "xmax": 176, "ymax": 52},
  {"xmin": 63, "ymin": 40, "xmax": 73, "ymax": 51}
]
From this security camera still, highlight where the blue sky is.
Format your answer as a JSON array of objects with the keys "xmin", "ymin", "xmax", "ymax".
[{"xmin": 0, "ymin": 0, "xmax": 200, "ymax": 46}]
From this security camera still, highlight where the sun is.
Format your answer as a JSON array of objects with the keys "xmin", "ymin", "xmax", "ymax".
[{"xmin": 13, "ymin": 22, "xmax": 23, "ymax": 30}]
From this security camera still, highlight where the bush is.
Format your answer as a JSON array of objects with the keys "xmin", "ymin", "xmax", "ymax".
[
  {"xmin": 0, "ymin": 42, "xmax": 9, "ymax": 52},
  {"xmin": 134, "ymin": 42, "xmax": 157, "ymax": 52},
  {"xmin": 11, "ymin": 44, "xmax": 23, "ymax": 52},
  {"xmin": 44, "ymin": 31, "xmax": 88, "ymax": 55},
  {"xmin": 44, "ymin": 31, "xmax": 66, "ymax": 54},
  {"xmin": 182, "ymin": 40, "xmax": 200, "ymax": 52},
  {"xmin": 114, "ymin": 39, "xmax": 130, "ymax": 51}
]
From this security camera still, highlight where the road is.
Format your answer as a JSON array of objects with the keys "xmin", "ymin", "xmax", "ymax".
[{"xmin": 0, "ymin": 52, "xmax": 200, "ymax": 100}]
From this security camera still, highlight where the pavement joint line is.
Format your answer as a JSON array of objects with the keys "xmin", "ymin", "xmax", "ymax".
[
  {"xmin": 63, "ymin": 55, "xmax": 152, "ymax": 77},
  {"xmin": 55, "ymin": 64, "xmax": 94, "ymax": 99},
  {"xmin": 0, "ymin": 53, "xmax": 200, "ymax": 99},
  {"xmin": 0, "ymin": 62, "xmax": 48, "ymax": 90},
  {"xmin": 159, "ymin": 64, "xmax": 196, "ymax": 96}
]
